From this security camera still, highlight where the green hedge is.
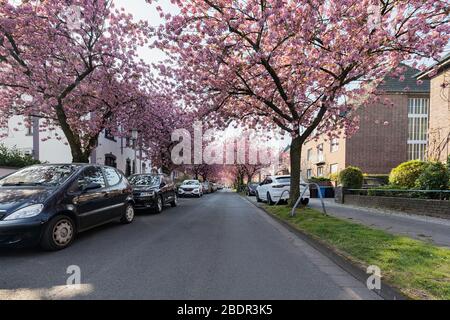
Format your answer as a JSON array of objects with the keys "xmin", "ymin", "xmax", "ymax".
[
  {"xmin": 389, "ymin": 160, "xmax": 428, "ymax": 189},
  {"xmin": 0, "ymin": 144, "xmax": 40, "ymax": 168},
  {"xmin": 416, "ymin": 162, "xmax": 449, "ymax": 191},
  {"xmin": 339, "ymin": 166, "xmax": 363, "ymax": 189}
]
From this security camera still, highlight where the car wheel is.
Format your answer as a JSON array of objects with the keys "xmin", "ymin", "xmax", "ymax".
[
  {"xmin": 121, "ymin": 203, "xmax": 135, "ymax": 224},
  {"xmin": 154, "ymin": 196, "xmax": 164, "ymax": 213},
  {"xmin": 171, "ymin": 193, "xmax": 178, "ymax": 207},
  {"xmin": 40, "ymin": 215, "xmax": 76, "ymax": 251},
  {"xmin": 267, "ymin": 192, "xmax": 275, "ymax": 205},
  {"xmin": 301, "ymin": 198, "xmax": 310, "ymax": 206},
  {"xmin": 256, "ymin": 192, "xmax": 262, "ymax": 203}
]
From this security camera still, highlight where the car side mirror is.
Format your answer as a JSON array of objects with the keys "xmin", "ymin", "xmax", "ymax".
[{"xmin": 83, "ymin": 182, "xmax": 102, "ymax": 192}]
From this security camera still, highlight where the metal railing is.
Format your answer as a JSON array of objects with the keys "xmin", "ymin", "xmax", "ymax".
[
  {"xmin": 291, "ymin": 183, "xmax": 327, "ymax": 217},
  {"xmin": 347, "ymin": 188, "xmax": 450, "ymax": 201},
  {"xmin": 274, "ymin": 190, "xmax": 290, "ymax": 206}
]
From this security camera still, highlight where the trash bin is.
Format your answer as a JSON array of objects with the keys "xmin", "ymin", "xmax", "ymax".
[{"xmin": 319, "ymin": 187, "xmax": 327, "ymax": 198}]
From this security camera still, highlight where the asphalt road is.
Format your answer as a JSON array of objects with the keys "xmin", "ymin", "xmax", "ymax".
[{"xmin": 0, "ymin": 191, "xmax": 379, "ymax": 300}]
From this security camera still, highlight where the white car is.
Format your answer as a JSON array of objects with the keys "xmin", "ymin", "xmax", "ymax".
[
  {"xmin": 178, "ymin": 180, "xmax": 203, "ymax": 197},
  {"xmin": 256, "ymin": 175, "xmax": 310, "ymax": 205}
]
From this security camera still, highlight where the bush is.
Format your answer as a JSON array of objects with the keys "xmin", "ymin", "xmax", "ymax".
[
  {"xmin": 329, "ymin": 173, "xmax": 339, "ymax": 184},
  {"xmin": 0, "ymin": 144, "xmax": 40, "ymax": 168},
  {"xmin": 389, "ymin": 160, "xmax": 428, "ymax": 189},
  {"xmin": 339, "ymin": 166, "xmax": 363, "ymax": 189},
  {"xmin": 415, "ymin": 162, "xmax": 449, "ymax": 190}
]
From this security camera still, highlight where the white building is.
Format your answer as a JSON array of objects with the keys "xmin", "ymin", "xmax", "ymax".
[{"xmin": 0, "ymin": 115, "xmax": 151, "ymax": 176}]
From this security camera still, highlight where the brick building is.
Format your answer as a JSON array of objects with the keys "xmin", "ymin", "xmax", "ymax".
[
  {"xmin": 417, "ymin": 54, "xmax": 450, "ymax": 163},
  {"xmin": 300, "ymin": 65, "xmax": 430, "ymax": 180}
]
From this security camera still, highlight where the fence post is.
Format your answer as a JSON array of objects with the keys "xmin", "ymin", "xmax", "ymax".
[{"xmin": 335, "ymin": 186, "xmax": 344, "ymax": 204}]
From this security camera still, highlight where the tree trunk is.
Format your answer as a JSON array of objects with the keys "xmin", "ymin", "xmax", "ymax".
[
  {"xmin": 72, "ymin": 151, "xmax": 91, "ymax": 163},
  {"xmin": 289, "ymin": 135, "xmax": 303, "ymax": 207},
  {"xmin": 55, "ymin": 103, "xmax": 92, "ymax": 163}
]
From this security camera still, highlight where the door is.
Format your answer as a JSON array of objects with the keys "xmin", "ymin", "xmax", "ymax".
[
  {"xmin": 103, "ymin": 167, "xmax": 127, "ymax": 219},
  {"xmin": 259, "ymin": 178, "xmax": 272, "ymax": 200},
  {"xmin": 163, "ymin": 175, "xmax": 175, "ymax": 204},
  {"xmin": 159, "ymin": 175, "xmax": 170, "ymax": 204},
  {"xmin": 70, "ymin": 166, "xmax": 110, "ymax": 230}
]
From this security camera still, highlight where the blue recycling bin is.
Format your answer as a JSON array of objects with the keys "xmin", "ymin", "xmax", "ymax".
[{"xmin": 319, "ymin": 187, "xmax": 327, "ymax": 198}]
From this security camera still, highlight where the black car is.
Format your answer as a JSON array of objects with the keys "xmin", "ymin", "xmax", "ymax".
[
  {"xmin": 0, "ymin": 164, "xmax": 134, "ymax": 251},
  {"xmin": 129, "ymin": 174, "xmax": 177, "ymax": 213},
  {"xmin": 246, "ymin": 183, "xmax": 259, "ymax": 196}
]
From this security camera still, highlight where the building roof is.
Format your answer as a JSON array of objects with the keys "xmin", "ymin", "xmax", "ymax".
[
  {"xmin": 377, "ymin": 64, "xmax": 430, "ymax": 93},
  {"xmin": 416, "ymin": 53, "xmax": 450, "ymax": 80}
]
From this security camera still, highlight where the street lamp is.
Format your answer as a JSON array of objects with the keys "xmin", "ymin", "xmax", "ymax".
[{"xmin": 131, "ymin": 129, "xmax": 139, "ymax": 174}]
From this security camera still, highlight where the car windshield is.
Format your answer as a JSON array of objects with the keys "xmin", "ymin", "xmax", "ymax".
[
  {"xmin": 183, "ymin": 180, "xmax": 200, "ymax": 185},
  {"xmin": 0, "ymin": 165, "xmax": 79, "ymax": 187},
  {"xmin": 275, "ymin": 177, "xmax": 291, "ymax": 184},
  {"xmin": 129, "ymin": 175, "xmax": 159, "ymax": 186}
]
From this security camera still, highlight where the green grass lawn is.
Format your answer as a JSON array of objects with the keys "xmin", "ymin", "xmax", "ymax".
[{"xmin": 263, "ymin": 205, "xmax": 450, "ymax": 300}]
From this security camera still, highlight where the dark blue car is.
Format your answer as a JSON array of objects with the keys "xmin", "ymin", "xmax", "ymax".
[{"xmin": 0, "ymin": 164, "xmax": 134, "ymax": 251}]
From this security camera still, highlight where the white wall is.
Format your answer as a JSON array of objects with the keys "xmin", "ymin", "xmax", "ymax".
[
  {"xmin": 1, "ymin": 116, "xmax": 152, "ymax": 173},
  {"xmin": 94, "ymin": 134, "xmax": 151, "ymax": 175},
  {"xmin": 1, "ymin": 116, "xmax": 34, "ymax": 156}
]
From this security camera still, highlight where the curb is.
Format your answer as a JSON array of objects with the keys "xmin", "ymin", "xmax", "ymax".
[{"xmin": 241, "ymin": 195, "xmax": 409, "ymax": 301}]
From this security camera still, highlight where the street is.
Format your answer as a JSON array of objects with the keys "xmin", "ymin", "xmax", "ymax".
[{"xmin": 0, "ymin": 191, "xmax": 379, "ymax": 300}]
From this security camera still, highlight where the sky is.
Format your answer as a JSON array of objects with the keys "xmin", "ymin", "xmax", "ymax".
[{"xmin": 113, "ymin": 0, "xmax": 178, "ymax": 66}]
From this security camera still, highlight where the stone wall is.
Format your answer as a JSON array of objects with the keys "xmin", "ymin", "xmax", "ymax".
[{"xmin": 344, "ymin": 194, "xmax": 450, "ymax": 219}]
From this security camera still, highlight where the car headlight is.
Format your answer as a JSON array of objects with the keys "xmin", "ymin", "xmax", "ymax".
[{"xmin": 4, "ymin": 204, "xmax": 44, "ymax": 221}]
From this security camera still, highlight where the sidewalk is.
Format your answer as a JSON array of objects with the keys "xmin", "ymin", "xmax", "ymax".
[{"xmin": 309, "ymin": 198, "xmax": 450, "ymax": 248}]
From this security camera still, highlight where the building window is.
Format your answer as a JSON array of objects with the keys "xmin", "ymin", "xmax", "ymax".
[
  {"xmin": 125, "ymin": 137, "xmax": 132, "ymax": 148},
  {"xmin": 125, "ymin": 158, "xmax": 131, "ymax": 177},
  {"xmin": 306, "ymin": 169, "xmax": 312, "ymax": 179},
  {"xmin": 407, "ymin": 98, "xmax": 429, "ymax": 160},
  {"xmin": 330, "ymin": 138, "xmax": 339, "ymax": 153},
  {"xmin": 307, "ymin": 148, "xmax": 313, "ymax": 161},
  {"xmin": 105, "ymin": 153, "xmax": 117, "ymax": 168},
  {"xmin": 317, "ymin": 144, "xmax": 324, "ymax": 162},
  {"xmin": 330, "ymin": 163, "xmax": 339, "ymax": 174},
  {"xmin": 105, "ymin": 129, "xmax": 116, "ymax": 141},
  {"xmin": 317, "ymin": 166, "xmax": 324, "ymax": 177}
]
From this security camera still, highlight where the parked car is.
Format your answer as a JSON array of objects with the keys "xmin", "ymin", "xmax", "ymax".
[
  {"xmin": 178, "ymin": 180, "xmax": 203, "ymax": 197},
  {"xmin": 129, "ymin": 174, "xmax": 177, "ymax": 213},
  {"xmin": 256, "ymin": 175, "xmax": 310, "ymax": 205},
  {"xmin": 202, "ymin": 181, "xmax": 212, "ymax": 194},
  {"xmin": 211, "ymin": 183, "xmax": 218, "ymax": 193},
  {"xmin": 0, "ymin": 164, "xmax": 134, "ymax": 250},
  {"xmin": 246, "ymin": 183, "xmax": 259, "ymax": 196}
]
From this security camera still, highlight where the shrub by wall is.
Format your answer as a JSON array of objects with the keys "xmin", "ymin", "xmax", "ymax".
[
  {"xmin": 339, "ymin": 166, "xmax": 363, "ymax": 189},
  {"xmin": 416, "ymin": 162, "xmax": 449, "ymax": 190},
  {"xmin": 389, "ymin": 160, "xmax": 428, "ymax": 189},
  {"xmin": 0, "ymin": 144, "xmax": 40, "ymax": 168}
]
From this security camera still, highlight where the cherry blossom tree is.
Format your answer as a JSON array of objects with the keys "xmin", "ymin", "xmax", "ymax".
[
  {"xmin": 0, "ymin": 0, "xmax": 151, "ymax": 162},
  {"xmin": 153, "ymin": 0, "xmax": 449, "ymax": 204},
  {"xmin": 125, "ymin": 92, "xmax": 189, "ymax": 174}
]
